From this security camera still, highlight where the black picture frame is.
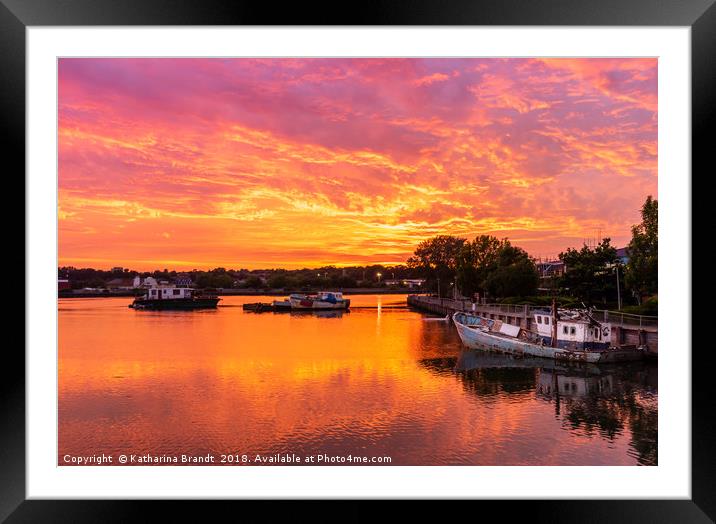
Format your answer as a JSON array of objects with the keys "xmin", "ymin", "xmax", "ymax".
[{"xmin": 3, "ymin": 1, "xmax": 712, "ymax": 521}]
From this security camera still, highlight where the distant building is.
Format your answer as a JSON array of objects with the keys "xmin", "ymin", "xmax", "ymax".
[
  {"xmin": 615, "ymin": 247, "xmax": 630, "ymax": 265},
  {"xmin": 106, "ymin": 277, "xmax": 136, "ymax": 290},
  {"xmin": 537, "ymin": 261, "xmax": 565, "ymax": 278},
  {"xmin": 175, "ymin": 274, "xmax": 193, "ymax": 287},
  {"xmin": 605, "ymin": 248, "xmax": 630, "ymax": 271},
  {"xmin": 111, "ymin": 266, "xmax": 124, "ymax": 273},
  {"xmin": 144, "ymin": 277, "xmax": 158, "ymax": 287},
  {"xmin": 58, "ymin": 279, "xmax": 71, "ymax": 291}
]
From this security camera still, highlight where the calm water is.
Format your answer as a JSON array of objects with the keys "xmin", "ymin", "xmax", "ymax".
[{"xmin": 58, "ymin": 295, "xmax": 657, "ymax": 466}]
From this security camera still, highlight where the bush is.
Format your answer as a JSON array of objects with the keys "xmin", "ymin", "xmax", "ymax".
[
  {"xmin": 497, "ymin": 295, "xmax": 582, "ymax": 308},
  {"xmin": 621, "ymin": 296, "xmax": 657, "ymax": 316}
]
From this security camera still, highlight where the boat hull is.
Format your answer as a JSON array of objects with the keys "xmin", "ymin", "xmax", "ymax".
[
  {"xmin": 272, "ymin": 300, "xmax": 292, "ymax": 311},
  {"xmin": 130, "ymin": 297, "xmax": 220, "ymax": 310},
  {"xmin": 453, "ymin": 313, "xmax": 643, "ymax": 364},
  {"xmin": 242, "ymin": 301, "xmax": 292, "ymax": 312},
  {"xmin": 289, "ymin": 298, "xmax": 350, "ymax": 310}
]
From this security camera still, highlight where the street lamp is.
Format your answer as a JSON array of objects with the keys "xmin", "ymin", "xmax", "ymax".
[{"xmin": 376, "ymin": 272, "xmax": 382, "ymax": 283}]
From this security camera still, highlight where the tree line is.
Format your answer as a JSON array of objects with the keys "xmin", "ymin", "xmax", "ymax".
[
  {"xmin": 407, "ymin": 234, "xmax": 540, "ymax": 299},
  {"xmin": 406, "ymin": 195, "xmax": 658, "ymax": 311},
  {"xmin": 58, "ymin": 264, "xmax": 423, "ymax": 291},
  {"xmin": 59, "ymin": 196, "xmax": 657, "ymax": 310}
]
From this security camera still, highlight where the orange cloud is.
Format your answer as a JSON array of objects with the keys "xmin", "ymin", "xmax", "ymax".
[{"xmin": 59, "ymin": 58, "xmax": 657, "ymax": 270}]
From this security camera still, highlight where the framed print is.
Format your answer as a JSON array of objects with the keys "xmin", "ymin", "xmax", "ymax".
[{"xmin": 4, "ymin": 0, "xmax": 713, "ymax": 521}]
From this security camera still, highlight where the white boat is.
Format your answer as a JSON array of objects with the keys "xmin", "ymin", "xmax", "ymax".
[
  {"xmin": 452, "ymin": 308, "xmax": 644, "ymax": 364},
  {"xmin": 129, "ymin": 284, "xmax": 220, "ymax": 310},
  {"xmin": 289, "ymin": 292, "xmax": 351, "ymax": 310}
]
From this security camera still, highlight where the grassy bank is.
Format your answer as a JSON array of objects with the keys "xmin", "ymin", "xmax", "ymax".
[{"xmin": 496, "ymin": 295, "xmax": 657, "ymax": 316}]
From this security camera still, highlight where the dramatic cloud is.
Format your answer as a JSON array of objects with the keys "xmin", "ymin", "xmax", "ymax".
[{"xmin": 58, "ymin": 58, "xmax": 657, "ymax": 270}]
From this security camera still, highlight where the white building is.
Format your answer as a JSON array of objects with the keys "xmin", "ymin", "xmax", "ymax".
[{"xmin": 137, "ymin": 276, "xmax": 158, "ymax": 288}]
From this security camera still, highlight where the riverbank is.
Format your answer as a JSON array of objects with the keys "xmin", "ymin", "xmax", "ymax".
[{"xmin": 59, "ymin": 288, "xmax": 420, "ymax": 298}]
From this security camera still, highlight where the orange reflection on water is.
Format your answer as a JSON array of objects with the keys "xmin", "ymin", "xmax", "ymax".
[{"xmin": 58, "ymin": 295, "xmax": 656, "ymax": 465}]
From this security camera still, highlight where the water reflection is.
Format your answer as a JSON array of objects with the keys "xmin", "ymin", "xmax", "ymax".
[
  {"xmin": 419, "ymin": 349, "xmax": 658, "ymax": 465},
  {"xmin": 290, "ymin": 310, "xmax": 347, "ymax": 319},
  {"xmin": 59, "ymin": 296, "xmax": 657, "ymax": 466},
  {"xmin": 242, "ymin": 309, "xmax": 349, "ymax": 319}
]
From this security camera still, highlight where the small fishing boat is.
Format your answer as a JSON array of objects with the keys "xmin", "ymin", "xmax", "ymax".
[
  {"xmin": 452, "ymin": 305, "xmax": 644, "ymax": 363},
  {"xmin": 129, "ymin": 284, "xmax": 220, "ymax": 310},
  {"xmin": 289, "ymin": 291, "xmax": 350, "ymax": 311}
]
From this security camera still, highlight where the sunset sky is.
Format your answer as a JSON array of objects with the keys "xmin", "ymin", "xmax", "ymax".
[{"xmin": 58, "ymin": 58, "xmax": 657, "ymax": 270}]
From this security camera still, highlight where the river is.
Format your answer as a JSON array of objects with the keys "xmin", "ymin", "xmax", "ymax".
[{"xmin": 58, "ymin": 294, "xmax": 657, "ymax": 466}]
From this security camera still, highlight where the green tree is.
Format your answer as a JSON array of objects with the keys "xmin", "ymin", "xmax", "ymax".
[
  {"xmin": 625, "ymin": 196, "xmax": 658, "ymax": 304},
  {"xmin": 267, "ymin": 273, "xmax": 290, "ymax": 289},
  {"xmin": 194, "ymin": 274, "xmax": 212, "ymax": 288},
  {"xmin": 455, "ymin": 235, "xmax": 507, "ymax": 298},
  {"xmin": 241, "ymin": 276, "xmax": 264, "ymax": 289},
  {"xmin": 329, "ymin": 275, "xmax": 358, "ymax": 288},
  {"xmin": 483, "ymin": 245, "xmax": 539, "ymax": 298},
  {"xmin": 212, "ymin": 273, "xmax": 234, "ymax": 289},
  {"xmin": 195, "ymin": 272, "xmax": 235, "ymax": 289},
  {"xmin": 558, "ymin": 238, "xmax": 618, "ymax": 305},
  {"xmin": 407, "ymin": 235, "xmax": 466, "ymax": 297},
  {"xmin": 89, "ymin": 278, "xmax": 106, "ymax": 289}
]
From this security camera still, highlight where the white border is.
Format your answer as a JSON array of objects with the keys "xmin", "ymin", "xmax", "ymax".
[{"xmin": 27, "ymin": 27, "xmax": 690, "ymax": 499}]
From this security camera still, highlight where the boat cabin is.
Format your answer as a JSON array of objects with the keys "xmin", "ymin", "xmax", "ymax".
[
  {"xmin": 316, "ymin": 291, "xmax": 344, "ymax": 302},
  {"xmin": 143, "ymin": 284, "xmax": 193, "ymax": 300},
  {"xmin": 532, "ymin": 310, "xmax": 611, "ymax": 350}
]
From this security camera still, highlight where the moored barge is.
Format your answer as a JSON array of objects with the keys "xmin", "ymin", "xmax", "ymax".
[{"xmin": 129, "ymin": 284, "xmax": 220, "ymax": 310}]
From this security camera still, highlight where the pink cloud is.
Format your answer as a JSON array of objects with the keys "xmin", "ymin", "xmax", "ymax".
[{"xmin": 58, "ymin": 58, "xmax": 657, "ymax": 269}]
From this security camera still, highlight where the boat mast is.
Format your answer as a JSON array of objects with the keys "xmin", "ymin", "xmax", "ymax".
[{"xmin": 551, "ymin": 297, "xmax": 558, "ymax": 347}]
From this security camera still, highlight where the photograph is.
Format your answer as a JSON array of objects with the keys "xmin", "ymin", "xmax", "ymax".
[{"xmin": 57, "ymin": 57, "xmax": 658, "ymax": 467}]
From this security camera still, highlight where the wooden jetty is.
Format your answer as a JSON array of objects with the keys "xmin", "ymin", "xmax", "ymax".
[{"xmin": 407, "ymin": 295, "xmax": 658, "ymax": 357}]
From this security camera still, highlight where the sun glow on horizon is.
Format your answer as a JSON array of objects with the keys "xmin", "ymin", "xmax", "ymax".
[{"xmin": 59, "ymin": 58, "xmax": 657, "ymax": 271}]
